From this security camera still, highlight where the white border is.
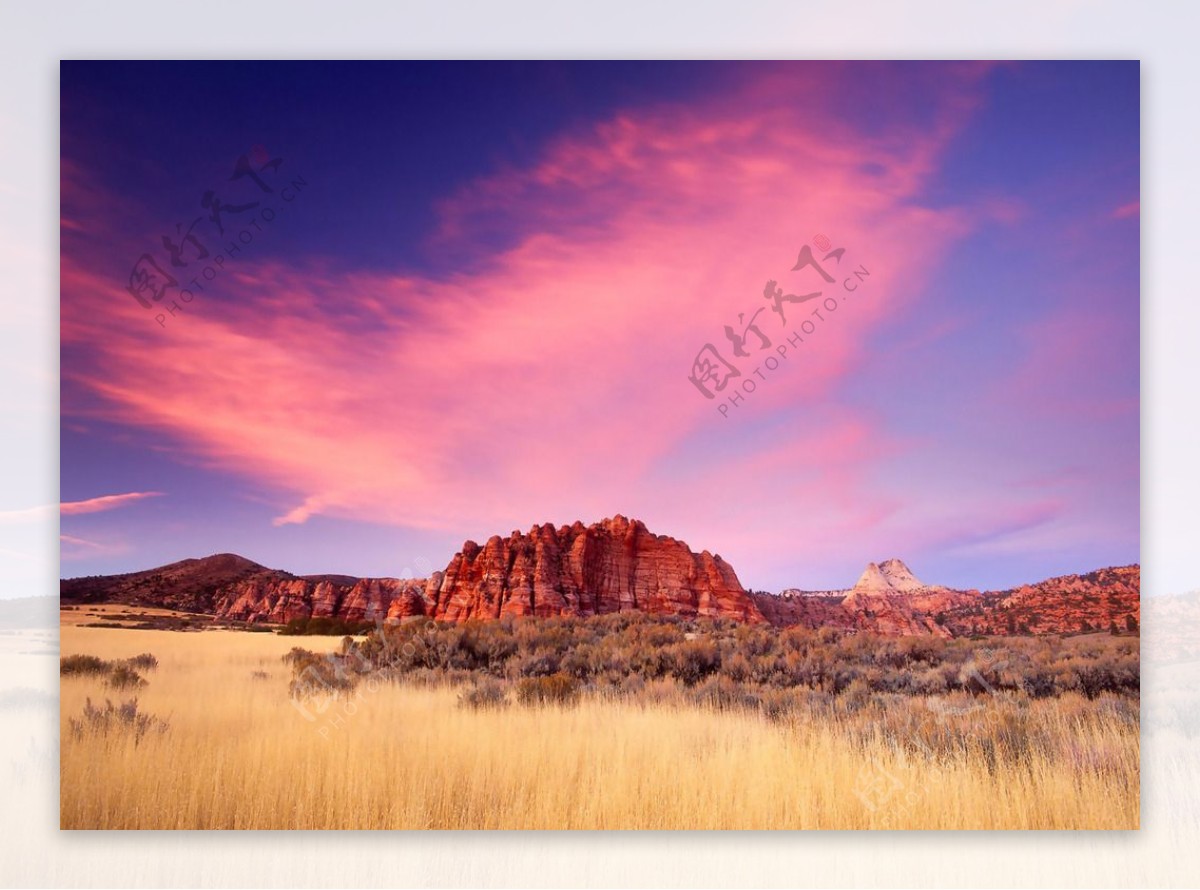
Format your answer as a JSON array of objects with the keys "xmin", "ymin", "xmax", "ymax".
[{"xmin": 3, "ymin": 1, "xmax": 1197, "ymax": 886}]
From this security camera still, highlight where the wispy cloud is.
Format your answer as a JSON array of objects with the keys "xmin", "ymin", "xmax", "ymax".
[
  {"xmin": 0, "ymin": 491, "xmax": 164, "ymax": 524},
  {"xmin": 1112, "ymin": 200, "xmax": 1139, "ymax": 219},
  {"xmin": 60, "ymin": 533, "xmax": 105, "ymax": 550},
  {"xmin": 60, "ymin": 491, "xmax": 164, "ymax": 516},
  {"xmin": 60, "ymin": 533, "xmax": 129, "ymax": 560},
  {"xmin": 61, "ymin": 65, "xmax": 981, "ymax": 549}
]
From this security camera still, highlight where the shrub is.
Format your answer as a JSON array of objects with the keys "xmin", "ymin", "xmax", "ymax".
[
  {"xmin": 668, "ymin": 639, "xmax": 720, "ymax": 686},
  {"xmin": 285, "ymin": 648, "xmax": 358, "ymax": 699},
  {"xmin": 721, "ymin": 652, "xmax": 753, "ymax": 683},
  {"xmin": 335, "ymin": 612, "xmax": 1138, "ymax": 707},
  {"xmin": 458, "ymin": 678, "xmax": 509, "ymax": 710},
  {"xmin": 280, "ymin": 617, "xmax": 375, "ymax": 636},
  {"xmin": 68, "ymin": 697, "xmax": 167, "ymax": 743},
  {"xmin": 107, "ymin": 665, "xmax": 146, "ymax": 689},
  {"xmin": 757, "ymin": 687, "xmax": 802, "ymax": 721},
  {"xmin": 512, "ymin": 651, "xmax": 562, "ymax": 678},
  {"xmin": 281, "ymin": 646, "xmax": 315, "ymax": 666},
  {"xmin": 516, "ymin": 672, "xmax": 579, "ymax": 706},
  {"xmin": 912, "ymin": 666, "xmax": 949, "ymax": 696},
  {"xmin": 123, "ymin": 653, "xmax": 159, "ymax": 671},
  {"xmin": 691, "ymin": 675, "xmax": 757, "ymax": 712},
  {"xmin": 842, "ymin": 678, "xmax": 874, "ymax": 711},
  {"xmin": 60, "ymin": 654, "xmax": 110, "ymax": 676}
]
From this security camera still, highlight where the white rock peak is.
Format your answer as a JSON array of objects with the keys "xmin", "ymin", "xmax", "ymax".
[{"xmin": 852, "ymin": 558, "xmax": 925, "ymax": 592}]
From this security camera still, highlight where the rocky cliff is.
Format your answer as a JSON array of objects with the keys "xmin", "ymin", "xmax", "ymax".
[
  {"xmin": 61, "ymin": 517, "xmax": 762, "ymax": 625},
  {"xmin": 209, "ymin": 576, "xmax": 434, "ymax": 624},
  {"xmin": 425, "ymin": 515, "xmax": 761, "ymax": 622},
  {"xmin": 750, "ymin": 559, "xmax": 1139, "ymax": 638},
  {"xmin": 942, "ymin": 565, "xmax": 1140, "ymax": 636}
]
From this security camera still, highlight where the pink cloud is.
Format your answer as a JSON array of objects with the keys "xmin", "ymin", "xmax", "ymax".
[
  {"xmin": 60, "ymin": 534, "xmax": 103, "ymax": 548},
  {"xmin": 60, "ymin": 491, "xmax": 164, "ymax": 516},
  {"xmin": 1112, "ymin": 200, "xmax": 1139, "ymax": 219},
  {"xmin": 60, "ymin": 533, "xmax": 130, "ymax": 560},
  {"xmin": 61, "ymin": 67, "xmax": 986, "ymax": 572}
]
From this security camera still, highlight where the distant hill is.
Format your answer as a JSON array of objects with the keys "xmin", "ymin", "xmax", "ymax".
[
  {"xmin": 60, "ymin": 553, "xmax": 289, "ymax": 613},
  {"xmin": 302, "ymin": 574, "xmax": 360, "ymax": 587}
]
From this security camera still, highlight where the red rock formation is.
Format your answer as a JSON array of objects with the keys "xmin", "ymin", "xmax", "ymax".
[
  {"xmin": 213, "ymin": 577, "xmax": 341, "ymax": 623},
  {"xmin": 211, "ymin": 575, "xmax": 436, "ymax": 624},
  {"xmin": 426, "ymin": 516, "xmax": 763, "ymax": 623},
  {"xmin": 838, "ymin": 588, "xmax": 950, "ymax": 638},
  {"xmin": 753, "ymin": 560, "xmax": 1139, "ymax": 638},
  {"xmin": 339, "ymin": 578, "xmax": 423, "ymax": 622},
  {"xmin": 750, "ymin": 591, "xmax": 854, "ymax": 630},
  {"xmin": 752, "ymin": 559, "xmax": 967, "ymax": 636},
  {"xmin": 60, "ymin": 543, "xmax": 1138, "ymax": 639},
  {"xmin": 942, "ymin": 565, "xmax": 1140, "ymax": 636}
]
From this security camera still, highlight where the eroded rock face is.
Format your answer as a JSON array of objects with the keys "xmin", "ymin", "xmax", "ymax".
[
  {"xmin": 210, "ymin": 575, "xmax": 435, "ymax": 624},
  {"xmin": 214, "ymin": 577, "xmax": 339, "ymax": 624},
  {"xmin": 853, "ymin": 558, "xmax": 927, "ymax": 593},
  {"xmin": 339, "ymin": 578, "xmax": 422, "ymax": 622},
  {"xmin": 836, "ymin": 558, "xmax": 965, "ymax": 637},
  {"xmin": 754, "ymin": 560, "xmax": 1139, "ymax": 638},
  {"xmin": 425, "ymin": 515, "xmax": 763, "ymax": 623},
  {"xmin": 840, "ymin": 588, "xmax": 952, "ymax": 638},
  {"xmin": 174, "ymin": 517, "xmax": 761, "ymax": 625},
  {"xmin": 750, "ymin": 591, "xmax": 854, "ymax": 630},
  {"xmin": 944, "ymin": 565, "xmax": 1140, "ymax": 636}
]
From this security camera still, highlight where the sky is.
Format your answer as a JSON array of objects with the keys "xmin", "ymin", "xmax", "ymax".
[{"xmin": 54, "ymin": 61, "xmax": 1139, "ymax": 593}]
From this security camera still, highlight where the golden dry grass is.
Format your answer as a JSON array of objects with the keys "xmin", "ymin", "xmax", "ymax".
[
  {"xmin": 59, "ymin": 603, "xmax": 194, "ymax": 626},
  {"xmin": 59, "ymin": 623, "xmax": 1139, "ymax": 830}
]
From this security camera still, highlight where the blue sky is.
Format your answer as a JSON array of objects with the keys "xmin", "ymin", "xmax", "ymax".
[{"xmin": 59, "ymin": 61, "xmax": 1138, "ymax": 592}]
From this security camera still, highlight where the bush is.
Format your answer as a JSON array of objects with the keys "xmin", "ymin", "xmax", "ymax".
[
  {"xmin": 757, "ymin": 687, "xmax": 801, "ymax": 721},
  {"xmin": 68, "ymin": 697, "xmax": 167, "ymax": 743},
  {"xmin": 285, "ymin": 648, "xmax": 359, "ymax": 698},
  {"xmin": 331, "ymin": 612, "xmax": 1138, "ymax": 708},
  {"xmin": 279, "ymin": 618, "xmax": 309, "ymax": 636},
  {"xmin": 279, "ymin": 617, "xmax": 376, "ymax": 636},
  {"xmin": 107, "ymin": 665, "xmax": 146, "ymax": 689},
  {"xmin": 458, "ymin": 678, "xmax": 509, "ymax": 710},
  {"xmin": 281, "ymin": 646, "xmax": 315, "ymax": 666},
  {"xmin": 692, "ymin": 675, "xmax": 756, "ymax": 711},
  {"xmin": 60, "ymin": 654, "xmax": 110, "ymax": 676},
  {"xmin": 668, "ymin": 639, "xmax": 720, "ymax": 686},
  {"xmin": 123, "ymin": 653, "xmax": 158, "ymax": 671},
  {"xmin": 516, "ymin": 673, "xmax": 579, "ymax": 706}
]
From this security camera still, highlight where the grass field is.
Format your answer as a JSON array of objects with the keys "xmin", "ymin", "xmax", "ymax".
[{"xmin": 59, "ymin": 621, "xmax": 1139, "ymax": 830}]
